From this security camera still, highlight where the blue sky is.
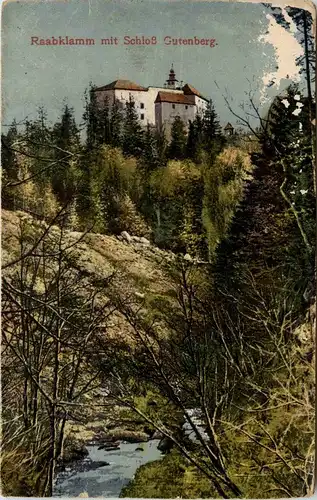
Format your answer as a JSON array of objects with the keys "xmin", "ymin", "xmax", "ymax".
[{"xmin": 1, "ymin": 0, "xmax": 307, "ymax": 129}]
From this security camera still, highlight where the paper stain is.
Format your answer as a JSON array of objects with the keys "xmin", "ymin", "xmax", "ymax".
[{"xmin": 258, "ymin": 10, "xmax": 304, "ymax": 102}]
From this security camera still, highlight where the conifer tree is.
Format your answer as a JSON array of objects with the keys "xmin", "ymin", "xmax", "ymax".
[
  {"xmin": 216, "ymin": 85, "xmax": 315, "ymax": 299},
  {"xmin": 141, "ymin": 124, "xmax": 160, "ymax": 173},
  {"xmin": 155, "ymin": 128, "xmax": 168, "ymax": 166},
  {"xmin": 109, "ymin": 98, "xmax": 123, "ymax": 148},
  {"xmin": 2, "ymin": 120, "xmax": 19, "ymax": 182},
  {"xmin": 95, "ymin": 95, "xmax": 112, "ymax": 146},
  {"xmin": 168, "ymin": 116, "xmax": 187, "ymax": 160},
  {"xmin": 202, "ymin": 100, "xmax": 223, "ymax": 156},
  {"xmin": 2, "ymin": 120, "xmax": 20, "ymax": 208},
  {"xmin": 186, "ymin": 121, "xmax": 196, "ymax": 160},
  {"xmin": 25, "ymin": 106, "xmax": 51, "ymax": 147},
  {"xmin": 23, "ymin": 107, "xmax": 53, "ymax": 189},
  {"xmin": 122, "ymin": 96, "xmax": 144, "ymax": 157},
  {"xmin": 29, "ymin": 106, "xmax": 50, "ymax": 141},
  {"xmin": 83, "ymin": 84, "xmax": 110, "ymax": 149},
  {"xmin": 186, "ymin": 115, "xmax": 204, "ymax": 161},
  {"xmin": 51, "ymin": 103, "xmax": 81, "ymax": 203},
  {"xmin": 102, "ymin": 96, "xmax": 111, "ymax": 145},
  {"xmin": 266, "ymin": 85, "xmax": 314, "ymax": 265}
]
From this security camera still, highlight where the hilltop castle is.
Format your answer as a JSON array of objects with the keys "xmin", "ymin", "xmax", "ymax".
[{"xmin": 93, "ymin": 65, "xmax": 209, "ymax": 136}]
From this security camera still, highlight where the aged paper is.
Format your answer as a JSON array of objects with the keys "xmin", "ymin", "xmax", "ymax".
[{"xmin": 1, "ymin": 0, "xmax": 316, "ymax": 497}]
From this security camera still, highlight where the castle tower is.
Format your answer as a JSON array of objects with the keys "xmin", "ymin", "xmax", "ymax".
[{"xmin": 165, "ymin": 64, "xmax": 178, "ymax": 89}]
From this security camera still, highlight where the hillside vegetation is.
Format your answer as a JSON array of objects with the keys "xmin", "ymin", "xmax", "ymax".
[{"xmin": 1, "ymin": 83, "xmax": 315, "ymax": 498}]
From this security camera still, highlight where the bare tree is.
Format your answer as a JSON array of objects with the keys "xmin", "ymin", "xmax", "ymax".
[
  {"xmin": 2, "ymin": 212, "xmax": 116, "ymax": 495},
  {"xmin": 101, "ymin": 258, "xmax": 314, "ymax": 498}
]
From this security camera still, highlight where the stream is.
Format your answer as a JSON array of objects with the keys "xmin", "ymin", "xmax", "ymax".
[
  {"xmin": 54, "ymin": 409, "xmax": 206, "ymax": 497},
  {"xmin": 54, "ymin": 439, "xmax": 162, "ymax": 497}
]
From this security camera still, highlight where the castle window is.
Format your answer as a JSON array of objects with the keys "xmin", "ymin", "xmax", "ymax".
[
  {"xmin": 140, "ymin": 103, "xmax": 144, "ymax": 109},
  {"xmin": 185, "ymin": 105, "xmax": 188, "ymax": 109},
  {"xmin": 140, "ymin": 113, "xmax": 144, "ymax": 120},
  {"xmin": 172, "ymin": 104, "xmax": 175, "ymax": 109}
]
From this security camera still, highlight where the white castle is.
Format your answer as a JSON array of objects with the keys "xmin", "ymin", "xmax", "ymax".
[{"xmin": 93, "ymin": 65, "xmax": 209, "ymax": 136}]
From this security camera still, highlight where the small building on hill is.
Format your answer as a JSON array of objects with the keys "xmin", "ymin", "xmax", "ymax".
[{"xmin": 224, "ymin": 122, "xmax": 234, "ymax": 136}]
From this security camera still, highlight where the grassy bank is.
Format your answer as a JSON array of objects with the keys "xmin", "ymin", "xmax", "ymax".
[{"xmin": 120, "ymin": 450, "xmax": 214, "ymax": 498}]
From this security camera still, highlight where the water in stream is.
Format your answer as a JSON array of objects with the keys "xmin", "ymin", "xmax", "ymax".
[
  {"xmin": 54, "ymin": 409, "xmax": 206, "ymax": 497},
  {"xmin": 54, "ymin": 439, "xmax": 162, "ymax": 498}
]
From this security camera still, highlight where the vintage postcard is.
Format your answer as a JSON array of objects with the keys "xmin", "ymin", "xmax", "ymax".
[{"xmin": 1, "ymin": 0, "xmax": 316, "ymax": 497}]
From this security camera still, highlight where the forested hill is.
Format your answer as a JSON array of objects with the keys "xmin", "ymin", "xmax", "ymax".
[{"xmin": 2, "ymin": 83, "xmax": 315, "ymax": 498}]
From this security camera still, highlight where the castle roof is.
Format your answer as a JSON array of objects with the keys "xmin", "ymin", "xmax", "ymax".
[
  {"xmin": 182, "ymin": 83, "xmax": 208, "ymax": 101},
  {"xmin": 155, "ymin": 91, "xmax": 195, "ymax": 105},
  {"xmin": 94, "ymin": 79, "xmax": 147, "ymax": 91}
]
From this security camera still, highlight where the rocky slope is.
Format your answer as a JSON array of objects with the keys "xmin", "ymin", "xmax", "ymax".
[
  {"xmin": 2, "ymin": 209, "xmax": 179, "ymax": 460},
  {"xmin": 2, "ymin": 209, "xmax": 175, "ymax": 294}
]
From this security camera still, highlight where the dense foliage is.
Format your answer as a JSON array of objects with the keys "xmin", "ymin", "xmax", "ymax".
[
  {"xmin": 2, "ymin": 93, "xmax": 243, "ymax": 258},
  {"xmin": 1, "ymin": 82, "xmax": 315, "ymax": 498}
]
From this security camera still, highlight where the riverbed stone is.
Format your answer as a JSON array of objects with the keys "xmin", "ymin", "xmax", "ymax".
[
  {"xmin": 88, "ymin": 460, "xmax": 110, "ymax": 470},
  {"xmin": 98, "ymin": 442, "xmax": 120, "ymax": 451},
  {"xmin": 63, "ymin": 438, "xmax": 89, "ymax": 463},
  {"xmin": 105, "ymin": 429, "xmax": 150, "ymax": 443},
  {"xmin": 157, "ymin": 437, "xmax": 173, "ymax": 453}
]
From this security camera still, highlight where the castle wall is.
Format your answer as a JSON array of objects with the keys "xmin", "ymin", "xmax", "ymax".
[
  {"xmin": 195, "ymin": 95, "xmax": 208, "ymax": 115},
  {"xmin": 147, "ymin": 87, "xmax": 183, "ymax": 124},
  {"xmin": 94, "ymin": 88, "xmax": 151, "ymax": 124},
  {"xmin": 157, "ymin": 101, "xmax": 195, "ymax": 137},
  {"xmin": 114, "ymin": 89, "xmax": 151, "ymax": 124}
]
